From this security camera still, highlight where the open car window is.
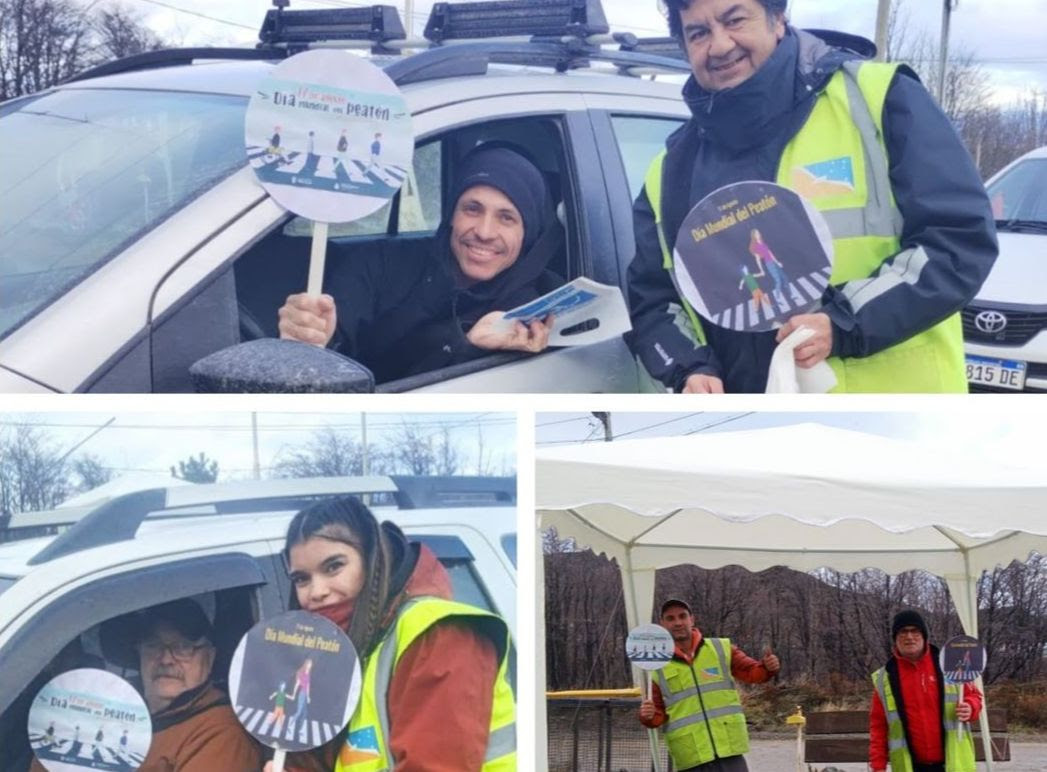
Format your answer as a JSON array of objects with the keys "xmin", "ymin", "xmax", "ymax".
[{"xmin": 229, "ymin": 115, "xmax": 576, "ymax": 387}]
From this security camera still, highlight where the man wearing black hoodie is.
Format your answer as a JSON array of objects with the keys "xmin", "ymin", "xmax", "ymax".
[
  {"xmin": 277, "ymin": 146, "xmax": 561, "ymax": 382},
  {"xmin": 626, "ymin": 0, "xmax": 997, "ymax": 393}
]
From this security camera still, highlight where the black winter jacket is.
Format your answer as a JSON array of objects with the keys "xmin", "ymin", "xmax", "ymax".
[
  {"xmin": 326, "ymin": 223, "xmax": 562, "ymax": 383},
  {"xmin": 625, "ymin": 27, "xmax": 997, "ymax": 393}
]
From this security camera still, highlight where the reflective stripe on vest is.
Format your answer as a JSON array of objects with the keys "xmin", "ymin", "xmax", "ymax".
[
  {"xmin": 335, "ymin": 597, "xmax": 516, "ymax": 772},
  {"xmin": 643, "ymin": 60, "xmax": 967, "ymax": 392},
  {"xmin": 871, "ymin": 666, "xmax": 976, "ymax": 772},
  {"xmin": 655, "ymin": 637, "xmax": 749, "ymax": 769}
]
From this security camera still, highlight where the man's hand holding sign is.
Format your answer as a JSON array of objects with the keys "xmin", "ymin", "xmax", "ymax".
[{"xmin": 246, "ymin": 49, "xmax": 413, "ymax": 348}]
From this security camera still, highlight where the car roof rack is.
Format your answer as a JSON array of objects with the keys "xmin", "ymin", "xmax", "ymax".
[
  {"xmin": 19, "ymin": 475, "xmax": 513, "ymax": 565},
  {"xmin": 61, "ymin": 0, "xmax": 689, "ymax": 87}
]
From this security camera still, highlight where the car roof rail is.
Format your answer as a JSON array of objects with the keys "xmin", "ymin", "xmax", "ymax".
[
  {"xmin": 24, "ymin": 477, "xmax": 400, "ymax": 565},
  {"xmin": 64, "ymin": 47, "xmax": 287, "ymax": 84},
  {"xmin": 259, "ymin": 4, "xmax": 407, "ymax": 55},
  {"xmin": 618, "ymin": 36, "xmax": 686, "ymax": 62},
  {"xmin": 389, "ymin": 475, "xmax": 517, "ymax": 508}
]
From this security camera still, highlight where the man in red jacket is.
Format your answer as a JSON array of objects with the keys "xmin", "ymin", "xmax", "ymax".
[{"xmin": 869, "ymin": 609, "xmax": 982, "ymax": 772}]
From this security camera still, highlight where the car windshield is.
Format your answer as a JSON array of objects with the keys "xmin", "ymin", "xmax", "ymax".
[
  {"xmin": 0, "ymin": 88, "xmax": 249, "ymax": 341},
  {"xmin": 987, "ymin": 157, "xmax": 1047, "ymax": 224}
]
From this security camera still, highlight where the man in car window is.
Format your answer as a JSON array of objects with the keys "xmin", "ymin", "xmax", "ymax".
[
  {"xmin": 626, "ymin": 0, "xmax": 997, "ymax": 393},
  {"xmin": 45, "ymin": 599, "xmax": 260, "ymax": 772},
  {"xmin": 277, "ymin": 146, "xmax": 562, "ymax": 383}
]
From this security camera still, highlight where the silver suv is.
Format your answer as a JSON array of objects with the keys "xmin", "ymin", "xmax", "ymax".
[
  {"xmin": 0, "ymin": 474, "xmax": 517, "ymax": 769},
  {"xmin": 0, "ymin": 0, "xmax": 690, "ymax": 393}
]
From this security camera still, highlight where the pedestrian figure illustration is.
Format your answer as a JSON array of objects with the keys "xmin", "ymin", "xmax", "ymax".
[
  {"xmin": 739, "ymin": 265, "xmax": 772, "ymax": 312},
  {"xmin": 93, "ymin": 727, "xmax": 104, "ymax": 752},
  {"xmin": 336, "ymin": 129, "xmax": 349, "ymax": 170},
  {"xmin": 44, "ymin": 721, "xmax": 56, "ymax": 746},
  {"xmin": 268, "ymin": 681, "xmax": 289, "ymax": 724},
  {"xmin": 307, "ymin": 131, "xmax": 316, "ymax": 158},
  {"xmin": 119, "ymin": 728, "xmax": 129, "ymax": 753},
  {"xmin": 288, "ymin": 658, "xmax": 313, "ymax": 727},
  {"xmin": 368, "ymin": 132, "xmax": 382, "ymax": 170},
  {"xmin": 749, "ymin": 228, "xmax": 802, "ymax": 309}
]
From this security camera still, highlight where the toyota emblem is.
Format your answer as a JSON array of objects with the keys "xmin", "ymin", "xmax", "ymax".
[{"xmin": 974, "ymin": 310, "xmax": 1007, "ymax": 334}]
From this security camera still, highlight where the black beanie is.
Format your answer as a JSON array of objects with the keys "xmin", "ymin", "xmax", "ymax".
[
  {"xmin": 448, "ymin": 146, "xmax": 549, "ymax": 254},
  {"xmin": 891, "ymin": 609, "xmax": 929, "ymax": 641}
]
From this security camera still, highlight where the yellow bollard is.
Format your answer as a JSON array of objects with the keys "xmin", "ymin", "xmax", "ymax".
[{"xmin": 785, "ymin": 705, "xmax": 806, "ymax": 772}]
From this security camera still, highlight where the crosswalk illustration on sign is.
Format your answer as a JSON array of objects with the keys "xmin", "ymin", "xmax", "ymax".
[
  {"xmin": 712, "ymin": 267, "xmax": 831, "ymax": 331},
  {"xmin": 236, "ymin": 705, "xmax": 339, "ymax": 748},
  {"xmin": 247, "ymin": 148, "xmax": 407, "ymax": 200},
  {"xmin": 30, "ymin": 734, "xmax": 145, "ymax": 769}
]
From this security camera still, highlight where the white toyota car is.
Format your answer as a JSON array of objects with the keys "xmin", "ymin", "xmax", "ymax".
[{"xmin": 964, "ymin": 145, "xmax": 1047, "ymax": 392}]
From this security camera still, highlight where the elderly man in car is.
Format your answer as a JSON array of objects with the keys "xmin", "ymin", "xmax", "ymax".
[{"xmin": 32, "ymin": 599, "xmax": 261, "ymax": 771}]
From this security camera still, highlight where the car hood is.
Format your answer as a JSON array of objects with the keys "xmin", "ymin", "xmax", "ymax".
[{"xmin": 975, "ymin": 232, "xmax": 1047, "ymax": 307}]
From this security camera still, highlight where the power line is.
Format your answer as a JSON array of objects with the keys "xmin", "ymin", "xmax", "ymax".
[
  {"xmin": 684, "ymin": 412, "xmax": 757, "ymax": 434},
  {"xmin": 535, "ymin": 416, "xmax": 592, "ymax": 428},
  {"xmin": 611, "ymin": 413, "xmax": 704, "ymax": 440},
  {"xmin": 0, "ymin": 418, "xmax": 514, "ymax": 431},
  {"xmin": 128, "ymin": 0, "xmax": 255, "ymax": 31}
]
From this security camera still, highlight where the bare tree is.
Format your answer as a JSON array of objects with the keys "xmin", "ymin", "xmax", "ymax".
[
  {"xmin": 0, "ymin": 423, "xmax": 70, "ymax": 524},
  {"xmin": 93, "ymin": 4, "xmax": 164, "ymax": 61},
  {"xmin": 0, "ymin": 0, "xmax": 168, "ymax": 100},
  {"xmin": 390, "ymin": 422, "xmax": 436, "ymax": 475},
  {"xmin": 433, "ymin": 427, "xmax": 461, "ymax": 476},
  {"xmin": 272, "ymin": 426, "xmax": 370, "ymax": 478}
]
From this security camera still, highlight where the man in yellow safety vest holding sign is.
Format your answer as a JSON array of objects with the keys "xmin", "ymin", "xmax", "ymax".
[
  {"xmin": 625, "ymin": 0, "xmax": 997, "ymax": 393},
  {"xmin": 638, "ymin": 599, "xmax": 779, "ymax": 771}
]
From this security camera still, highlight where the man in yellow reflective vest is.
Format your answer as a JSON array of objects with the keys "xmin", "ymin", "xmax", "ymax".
[
  {"xmin": 638, "ymin": 599, "xmax": 780, "ymax": 771},
  {"xmin": 625, "ymin": 0, "xmax": 997, "ymax": 393},
  {"xmin": 870, "ymin": 610, "xmax": 982, "ymax": 772}
]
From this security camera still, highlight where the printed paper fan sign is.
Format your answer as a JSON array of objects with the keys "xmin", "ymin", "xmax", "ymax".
[
  {"xmin": 28, "ymin": 668, "xmax": 151, "ymax": 771},
  {"xmin": 229, "ymin": 610, "xmax": 360, "ymax": 770},
  {"xmin": 245, "ymin": 49, "xmax": 412, "ymax": 224},
  {"xmin": 672, "ymin": 181, "xmax": 834, "ymax": 333},
  {"xmin": 940, "ymin": 635, "xmax": 986, "ymax": 683},
  {"xmin": 626, "ymin": 624, "xmax": 674, "ymax": 671}
]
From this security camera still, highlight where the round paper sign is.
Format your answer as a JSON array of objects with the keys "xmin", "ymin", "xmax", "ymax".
[
  {"xmin": 626, "ymin": 624, "xmax": 674, "ymax": 671},
  {"xmin": 672, "ymin": 181, "xmax": 834, "ymax": 333},
  {"xmin": 28, "ymin": 668, "xmax": 151, "ymax": 771},
  {"xmin": 228, "ymin": 610, "xmax": 361, "ymax": 754},
  {"xmin": 245, "ymin": 49, "xmax": 413, "ymax": 224},
  {"xmin": 939, "ymin": 635, "xmax": 986, "ymax": 683}
]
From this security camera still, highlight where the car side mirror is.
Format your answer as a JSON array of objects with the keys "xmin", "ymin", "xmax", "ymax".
[{"xmin": 189, "ymin": 339, "xmax": 376, "ymax": 393}]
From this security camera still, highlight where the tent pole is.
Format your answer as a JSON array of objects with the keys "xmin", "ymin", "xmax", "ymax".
[
  {"xmin": 626, "ymin": 545, "xmax": 663, "ymax": 772},
  {"xmin": 963, "ymin": 553, "xmax": 995, "ymax": 772}
]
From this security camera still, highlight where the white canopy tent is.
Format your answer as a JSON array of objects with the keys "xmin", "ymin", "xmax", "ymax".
[{"xmin": 536, "ymin": 423, "xmax": 1047, "ymax": 772}]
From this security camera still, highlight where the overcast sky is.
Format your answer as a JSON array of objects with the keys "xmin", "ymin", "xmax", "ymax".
[
  {"xmin": 535, "ymin": 410, "xmax": 1041, "ymax": 467},
  {"xmin": 116, "ymin": 0, "xmax": 1047, "ymax": 103},
  {"xmin": 2, "ymin": 411, "xmax": 516, "ymax": 485}
]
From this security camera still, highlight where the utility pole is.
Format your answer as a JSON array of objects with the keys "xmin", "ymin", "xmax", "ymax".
[
  {"xmin": 251, "ymin": 413, "xmax": 261, "ymax": 480},
  {"xmin": 937, "ymin": 0, "xmax": 959, "ymax": 104},
  {"xmin": 592, "ymin": 412, "xmax": 613, "ymax": 442},
  {"xmin": 874, "ymin": 0, "xmax": 891, "ymax": 62}
]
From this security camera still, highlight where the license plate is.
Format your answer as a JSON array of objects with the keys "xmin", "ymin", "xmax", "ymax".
[{"xmin": 966, "ymin": 355, "xmax": 1027, "ymax": 390}]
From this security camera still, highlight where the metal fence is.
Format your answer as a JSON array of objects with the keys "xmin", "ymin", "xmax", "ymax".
[{"xmin": 547, "ymin": 694, "xmax": 672, "ymax": 772}]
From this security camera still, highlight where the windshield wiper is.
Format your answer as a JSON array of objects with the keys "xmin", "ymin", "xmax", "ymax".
[{"xmin": 996, "ymin": 218, "xmax": 1047, "ymax": 234}]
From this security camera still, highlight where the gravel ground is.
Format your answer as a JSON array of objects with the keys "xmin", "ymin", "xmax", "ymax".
[{"xmin": 746, "ymin": 738, "xmax": 1047, "ymax": 772}]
